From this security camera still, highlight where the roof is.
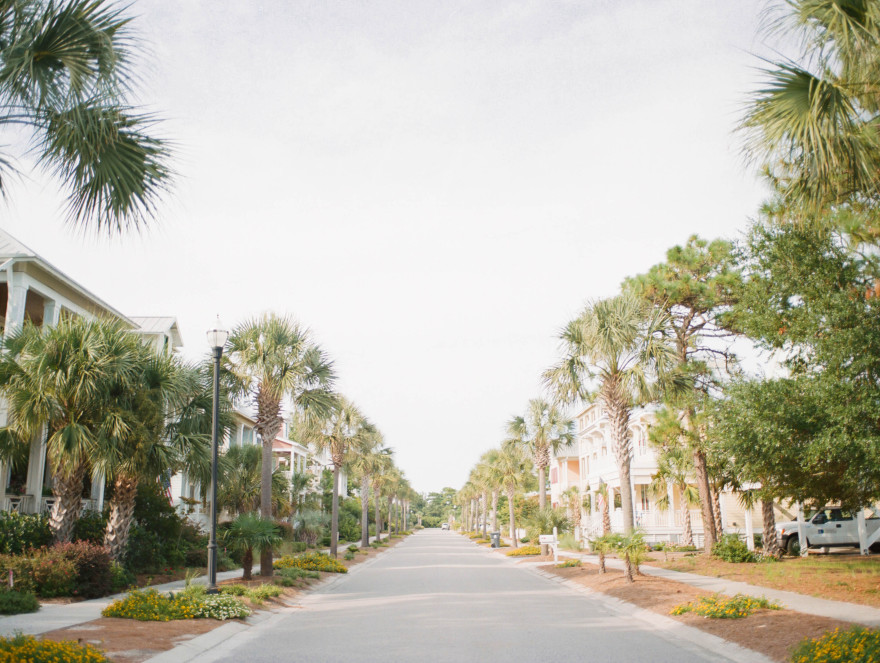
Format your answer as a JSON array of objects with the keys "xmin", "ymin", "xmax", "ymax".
[
  {"xmin": 130, "ymin": 316, "xmax": 184, "ymax": 348},
  {"xmin": 0, "ymin": 228, "xmax": 132, "ymax": 325}
]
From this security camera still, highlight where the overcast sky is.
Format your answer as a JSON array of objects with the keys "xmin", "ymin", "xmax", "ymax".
[{"xmin": 3, "ymin": 1, "xmax": 776, "ymax": 493}]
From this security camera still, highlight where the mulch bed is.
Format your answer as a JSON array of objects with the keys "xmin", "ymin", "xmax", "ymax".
[{"xmin": 542, "ymin": 562, "xmax": 849, "ymax": 662}]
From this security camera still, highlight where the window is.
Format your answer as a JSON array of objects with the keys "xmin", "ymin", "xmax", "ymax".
[
  {"xmin": 242, "ymin": 427, "xmax": 254, "ymax": 446},
  {"xmin": 639, "ymin": 485, "xmax": 650, "ymax": 511}
]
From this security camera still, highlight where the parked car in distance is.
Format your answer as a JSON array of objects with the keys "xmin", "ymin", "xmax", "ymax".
[
  {"xmin": 441, "ymin": 523, "xmax": 450, "ymax": 530},
  {"xmin": 776, "ymin": 507, "xmax": 880, "ymax": 555}
]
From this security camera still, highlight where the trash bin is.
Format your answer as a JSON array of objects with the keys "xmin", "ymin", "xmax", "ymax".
[{"xmin": 490, "ymin": 532, "xmax": 501, "ymax": 548}]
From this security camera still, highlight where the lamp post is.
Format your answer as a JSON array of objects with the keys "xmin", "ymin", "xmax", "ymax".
[{"xmin": 206, "ymin": 317, "xmax": 228, "ymax": 594}]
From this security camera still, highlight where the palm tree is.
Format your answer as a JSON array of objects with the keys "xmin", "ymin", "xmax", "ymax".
[
  {"xmin": 0, "ymin": 317, "xmax": 138, "ymax": 542},
  {"xmin": 97, "ymin": 353, "xmax": 215, "ymax": 559},
  {"xmin": 0, "ymin": 0, "xmax": 172, "ymax": 234},
  {"xmin": 647, "ymin": 446, "xmax": 700, "ymax": 548},
  {"xmin": 741, "ymin": 0, "xmax": 880, "ymax": 219},
  {"xmin": 508, "ymin": 399, "xmax": 574, "ymax": 511},
  {"xmin": 561, "ymin": 486, "xmax": 581, "ymax": 538},
  {"xmin": 494, "ymin": 441, "xmax": 532, "ymax": 548},
  {"xmin": 222, "ymin": 513, "xmax": 282, "ymax": 581},
  {"xmin": 348, "ymin": 427, "xmax": 391, "ymax": 548},
  {"xmin": 595, "ymin": 480, "xmax": 612, "ymax": 535},
  {"xmin": 217, "ymin": 445, "xmax": 291, "ymax": 517},
  {"xmin": 544, "ymin": 293, "xmax": 677, "ymax": 532},
  {"xmin": 293, "ymin": 396, "xmax": 366, "ymax": 557},
  {"xmin": 225, "ymin": 313, "xmax": 335, "ymax": 572}
]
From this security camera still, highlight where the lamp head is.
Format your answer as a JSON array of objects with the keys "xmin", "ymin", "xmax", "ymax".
[{"xmin": 206, "ymin": 316, "xmax": 229, "ymax": 351}]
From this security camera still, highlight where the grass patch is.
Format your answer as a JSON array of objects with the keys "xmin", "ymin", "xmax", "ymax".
[
  {"xmin": 556, "ymin": 559, "xmax": 582, "ymax": 568},
  {"xmin": 670, "ymin": 593, "xmax": 781, "ymax": 619}
]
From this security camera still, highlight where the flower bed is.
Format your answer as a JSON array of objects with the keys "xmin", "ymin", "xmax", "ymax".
[
  {"xmin": 506, "ymin": 545, "xmax": 541, "ymax": 557},
  {"xmin": 670, "ymin": 593, "xmax": 781, "ymax": 619},
  {"xmin": 273, "ymin": 552, "xmax": 347, "ymax": 574},
  {"xmin": 101, "ymin": 588, "xmax": 250, "ymax": 621},
  {"xmin": 0, "ymin": 633, "xmax": 107, "ymax": 662},
  {"xmin": 790, "ymin": 626, "xmax": 880, "ymax": 663}
]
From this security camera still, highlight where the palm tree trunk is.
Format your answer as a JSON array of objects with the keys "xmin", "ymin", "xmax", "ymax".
[
  {"xmin": 360, "ymin": 475, "xmax": 370, "ymax": 548},
  {"xmin": 242, "ymin": 548, "xmax": 254, "ymax": 580},
  {"xmin": 599, "ymin": 492, "xmax": 611, "ymax": 534},
  {"xmin": 103, "ymin": 474, "xmax": 140, "ymax": 560},
  {"xmin": 680, "ymin": 490, "xmax": 694, "ymax": 547},
  {"xmin": 507, "ymin": 488, "xmax": 517, "ymax": 548},
  {"xmin": 605, "ymin": 390, "xmax": 634, "ymax": 532},
  {"xmin": 762, "ymin": 498, "xmax": 780, "ymax": 557},
  {"xmin": 387, "ymin": 497, "xmax": 393, "ymax": 536},
  {"xmin": 49, "ymin": 463, "xmax": 88, "ymax": 543},
  {"xmin": 491, "ymin": 491, "xmax": 498, "ymax": 532},
  {"xmin": 374, "ymin": 490, "xmax": 382, "ymax": 542},
  {"xmin": 255, "ymin": 388, "xmax": 283, "ymax": 576},
  {"xmin": 692, "ymin": 447, "xmax": 716, "ymax": 552},
  {"xmin": 711, "ymin": 483, "xmax": 723, "ymax": 539},
  {"xmin": 537, "ymin": 455, "xmax": 548, "ymax": 510},
  {"xmin": 330, "ymin": 465, "xmax": 340, "ymax": 557},
  {"xmin": 481, "ymin": 492, "xmax": 488, "ymax": 538},
  {"xmin": 597, "ymin": 550, "xmax": 606, "ymax": 573},
  {"xmin": 623, "ymin": 553, "xmax": 634, "ymax": 583}
]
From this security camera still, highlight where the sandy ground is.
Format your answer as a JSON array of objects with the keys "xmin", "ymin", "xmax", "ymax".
[{"xmin": 542, "ymin": 562, "xmax": 849, "ymax": 662}]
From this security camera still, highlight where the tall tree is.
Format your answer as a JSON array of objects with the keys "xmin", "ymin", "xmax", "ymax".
[
  {"xmin": 741, "ymin": 0, "xmax": 880, "ymax": 223},
  {"xmin": 294, "ymin": 397, "xmax": 366, "ymax": 558},
  {"xmin": 493, "ymin": 441, "xmax": 532, "ymax": 548},
  {"xmin": 0, "ymin": 0, "xmax": 173, "ymax": 234},
  {"xmin": 217, "ymin": 445, "xmax": 291, "ymax": 517},
  {"xmin": 507, "ymin": 398, "xmax": 574, "ymax": 512},
  {"xmin": 544, "ymin": 293, "xmax": 678, "ymax": 532},
  {"xmin": 623, "ymin": 235, "xmax": 740, "ymax": 550},
  {"xmin": 348, "ymin": 427, "xmax": 391, "ymax": 548},
  {"xmin": 226, "ymin": 313, "xmax": 334, "ymax": 572},
  {"xmin": 0, "ymin": 317, "xmax": 137, "ymax": 542}
]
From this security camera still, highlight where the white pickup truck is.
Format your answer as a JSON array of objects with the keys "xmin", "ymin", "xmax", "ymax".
[{"xmin": 776, "ymin": 508, "xmax": 880, "ymax": 555}]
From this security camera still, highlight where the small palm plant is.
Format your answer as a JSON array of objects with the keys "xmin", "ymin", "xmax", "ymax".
[
  {"xmin": 588, "ymin": 532, "xmax": 618, "ymax": 574},
  {"xmin": 617, "ymin": 529, "xmax": 647, "ymax": 583},
  {"xmin": 222, "ymin": 514, "xmax": 282, "ymax": 581}
]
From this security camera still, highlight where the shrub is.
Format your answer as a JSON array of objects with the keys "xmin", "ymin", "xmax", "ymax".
[
  {"xmin": 0, "ymin": 633, "xmax": 108, "ymax": 662},
  {"xmin": 110, "ymin": 562, "xmax": 136, "ymax": 593},
  {"xmin": 219, "ymin": 584, "xmax": 247, "ymax": 596},
  {"xmin": 246, "ymin": 584, "xmax": 282, "ymax": 603},
  {"xmin": 791, "ymin": 626, "xmax": 880, "ymax": 663},
  {"xmin": 0, "ymin": 512, "xmax": 51, "ymax": 554},
  {"xmin": 559, "ymin": 533, "xmax": 582, "ymax": 551},
  {"xmin": 55, "ymin": 541, "xmax": 112, "ymax": 599},
  {"xmin": 506, "ymin": 545, "xmax": 541, "ymax": 557},
  {"xmin": 343, "ymin": 550, "xmax": 355, "ymax": 560},
  {"xmin": 191, "ymin": 593, "xmax": 250, "ymax": 620},
  {"xmin": 712, "ymin": 534, "xmax": 756, "ymax": 564},
  {"xmin": 276, "ymin": 567, "xmax": 319, "ymax": 581},
  {"xmin": 347, "ymin": 544, "xmax": 359, "ymax": 553},
  {"xmin": 290, "ymin": 542, "xmax": 307, "ymax": 554},
  {"xmin": 670, "ymin": 593, "xmax": 781, "ymax": 619},
  {"xmin": 102, "ymin": 589, "xmax": 196, "ymax": 621},
  {"xmin": 274, "ymin": 552, "xmax": 348, "ymax": 574},
  {"xmin": 556, "ymin": 559, "xmax": 582, "ymax": 568},
  {"xmin": 275, "ymin": 521, "xmax": 295, "ymax": 541},
  {"xmin": 73, "ymin": 511, "xmax": 107, "ymax": 545},
  {"xmin": 25, "ymin": 550, "xmax": 77, "ymax": 597},
  {"xmin": 0, "ymin": 589, "xmax": 39, "ymax": 615},
  {"xmin": 524, "ymin": 508, "xmax": 570, "ymax": 544}
]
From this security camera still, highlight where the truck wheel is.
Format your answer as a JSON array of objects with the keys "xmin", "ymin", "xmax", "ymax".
[{"xmin": 786, "ymin": 537, "xmax": 806, "ymax": 556}]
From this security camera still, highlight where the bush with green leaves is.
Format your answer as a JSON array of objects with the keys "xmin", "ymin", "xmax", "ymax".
[
  {"xmin": 110, "ymin": 562, "xmax": 136, "ymax": 593},
  {"xmin": 791, "ymin": 626, "xmax": 880, "ymax": 663},
  {"xmin": 344, "ymin": 550, "xmax": 355, "ymax": 560},
  {"xmin": 0, "ymin": 549, "xmax": 75, "ymax": 597},
  {"xmin": 73, "ymin": 511, "xmax": 107, "ymax": 545},
  {"xmin": 0, "ymin": 512, "xmax": 51, "ymax": 554},
  {"xmin": 712, "ymin": 534, "xmax": 756, "ymax": 564},
  {"xmin": 55, "ymin": 541, "xmax": 112, "ymax": 599},
  {"xmin": 274, "ymin": 552, "xmax": 347, "ymax": 574},
  {"xmin": 191, "ymin": 593, "xmax": 251, "ymax": 619},
  {"xmin": 0, "ymin": 633, "xmax": 107, "ymax": 662},
  {"xmin": 524, "ymin": 507, "xmax": 571, "ymax": 545},
  {"xmin": 102, "ymin": 587, "xmax": 251, "ymax": 621},
  {"xmin": 556, "ymin": 559, "xmax": 582, "ymax": 568},
  {"xmin": 671, "ymin": 593, "xmax": 780, "ymax": 619},
  {"xmin": 506, "ymin": 545, "xmax": 541, "ymax": 557},
  {"xmin": 0, "ymin": 588, "xmax": 39, "ymax": 615}
]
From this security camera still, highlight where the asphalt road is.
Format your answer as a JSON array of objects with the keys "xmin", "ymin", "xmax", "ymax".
[{"xmin": 192, "ymin": 529, "xmax": 752, "ymax": 663}]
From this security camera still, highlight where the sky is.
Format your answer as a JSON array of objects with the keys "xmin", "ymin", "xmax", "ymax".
[{"xmin": 2, "ymin": 0, "xmax": 778, "ymax": 493}]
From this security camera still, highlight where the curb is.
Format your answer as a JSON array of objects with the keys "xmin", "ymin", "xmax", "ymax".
[
  {"xmin": 144, "ymin": 539, "xmax": 406, "ymax": 663},
  {"xmin": 525, "ymin": 565, "xmax": 774, "ymax": 663}
]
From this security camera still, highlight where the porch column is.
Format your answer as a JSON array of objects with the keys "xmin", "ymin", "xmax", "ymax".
[
  {"xmin": 5, "ymin": 279, "xmax": 27, "ymax": 338},
  {"xmin": 24, "ymin": 429, "xmax": 47, "ymax": 514},
  {"xmin": 43, "ymin": 298, "xmax": 61, "ymax": 328},
  {"xmin": 666, "ymin": 481, "xmax": 676, "ymax": 528},
  {"xmin": 91, "ymin": 471, "xmax": 105, "ymax": 512}
]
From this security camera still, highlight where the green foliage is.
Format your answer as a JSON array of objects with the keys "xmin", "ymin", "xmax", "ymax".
[
  {"xmin": 506, "ymin": 545, "xmax": 541, "ymax": 557},
  {"xmin": 110, "ymin": 563, "xmax": 135, "ymax": 593},
  {"xmin": 343, "ymin": 550, "xmax": 355, "ymax": 560},
  {"xmin": 274, "ymin": 552, "xmax": 348, "ymax": 574},
  {"xmin": 0, "ymin": 512, "xmax": 51, "ymax": 554},
  {"xmin": 791, "ymin": 626, "xmax": 880, "ymax": 663},
  {"xmin": 670, "ymin": 593, "xmax": 781, "ymax": 619},
  {"xmin": 102, "ymin": 588, "xmax": 251, "ymax": 621},
  {"xmin": 558, "ymin": 533, "xmax": 582, "ymax": 551},
  {"xmin": 712, "ymin": 535, "xmax": 756, "ymax": 564},
  {"xmin": 244, "ymin": 583, "xmax": 283, "ymax": 604},
  {"xmin": 0, "ymin": 549, "xmax": 74, "ymax": 597},
  {"xmin": 347, "ymin": 544, "xmax": 359, "ymax": 553},
  {"xmin": 556, "ymin": 559, "xmax": 581, "ymax": 568},
  {"xmin": 0, "ymin": 588, "xmax": 39, "ymax": 615},
  {"xmin": 293, "ymin": 509, "xmax": 327, "ymax": 547},
  {"xmin": 524, "ymin": 507, "xmax": 570, "ymax": 544},
  {"xmin": 0, "ymin": 633, "xmax": 108, "ymax": 662},
  {"xmin": 54, "ymin": 541, "xmax": 112, "ymax": 599},
  {"xmin": 72, "ymin": 512, "xmax": 107, "ymax": 545},
  {"xmin": 121, "ymin": 482, "xmax": 197, "ymax": 573}
]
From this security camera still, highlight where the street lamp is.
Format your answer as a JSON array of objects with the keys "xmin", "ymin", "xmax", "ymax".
[{"xmin": 206, "ymin": 316, "xmax": 228, "ymax": 594}]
